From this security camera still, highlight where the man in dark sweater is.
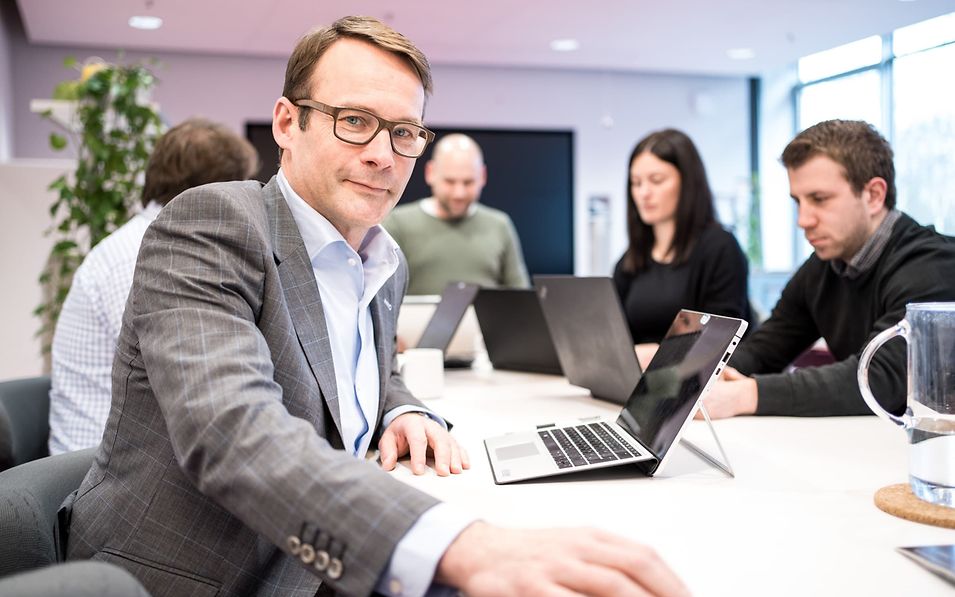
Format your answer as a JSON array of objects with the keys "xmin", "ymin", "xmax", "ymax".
[{"xmin": 703, "ymin": 119, "xmax": 955, "ymax": 418}]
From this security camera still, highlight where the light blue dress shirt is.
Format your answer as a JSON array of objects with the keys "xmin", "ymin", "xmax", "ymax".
[{"xmin": 277, "ymin": 171, "xmax": 474, "ymax": 597}]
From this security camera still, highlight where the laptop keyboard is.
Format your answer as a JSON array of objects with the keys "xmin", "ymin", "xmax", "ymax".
[{"xmin": 538, "ymin": 422, "xmax": 642, "ymax": 469}]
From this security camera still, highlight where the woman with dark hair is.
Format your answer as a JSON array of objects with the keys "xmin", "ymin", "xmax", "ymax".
[{"xmin": 613, "ymin": 128, "xmax": 751, "ymax": 345}]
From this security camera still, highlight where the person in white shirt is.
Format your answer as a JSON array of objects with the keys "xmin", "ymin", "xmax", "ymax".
[{"xmin": 48, "ymin": 118, "xmax": 259, "ymax": 454}]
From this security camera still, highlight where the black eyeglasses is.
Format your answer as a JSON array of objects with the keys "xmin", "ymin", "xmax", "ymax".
[{"xmin": 294, "ymin": 99, "xmax": 435, "ymax": 158}]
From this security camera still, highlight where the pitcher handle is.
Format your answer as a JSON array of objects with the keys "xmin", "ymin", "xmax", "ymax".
[{"xmin": 857, "ymin": 321, "xmax": 909, "ymax": 427}]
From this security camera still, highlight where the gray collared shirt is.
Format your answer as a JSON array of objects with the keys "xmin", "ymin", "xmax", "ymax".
[{"xmin": 831, "ymin": 209, "xmax": 901, "ymax": 279}]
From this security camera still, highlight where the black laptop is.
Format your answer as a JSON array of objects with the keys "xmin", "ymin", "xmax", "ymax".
[
  {"xmin": 473, "ymin": 288, "xmax": 563, "ymax": 376},
  {"xmin": 416, "ymin": 282, "xmax": 481, "ymax": 367},
  {"xmin": 533, "ymin": 276, "xmax": 643, "ymax": 404}
]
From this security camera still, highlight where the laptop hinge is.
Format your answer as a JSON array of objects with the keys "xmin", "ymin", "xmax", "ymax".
[{"xmin": 678, "ymin": 402, "xmax": 735, "ymax": 478}]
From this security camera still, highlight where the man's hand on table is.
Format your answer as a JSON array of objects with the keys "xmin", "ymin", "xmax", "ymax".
[
  {"xmin": 378, "ymin": 412, "xmax": 470, "ymax": 476},
  {"xmin": 697, "ymin": 366, "xmax": 758, "ymax": 420},
  {"xmin": 635, "ymin": 343, "xmax": 659, "ymax": 370},
  {"xmin": 436, "ymin": 521, "xmax": 691, "ymax": 597}
]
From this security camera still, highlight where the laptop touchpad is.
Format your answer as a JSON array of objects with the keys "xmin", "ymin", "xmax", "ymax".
[{"xmin": 496, "ymin": 443, "xmax": 540, "ymax": 460}]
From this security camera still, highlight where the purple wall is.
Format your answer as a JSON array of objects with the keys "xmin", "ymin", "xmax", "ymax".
[{"xmin": 8, "ymin": 18, "xmax": 749, "ymax": 274}]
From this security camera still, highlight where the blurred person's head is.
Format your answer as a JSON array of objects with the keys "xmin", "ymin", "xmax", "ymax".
[
  {"xmin": 272, "ymin": 16, "xmax": 433, "ymax": 247},
  {"xmin": 142, "ymin": 118, "xmax": 258, "ymax": 208},
  {"xmin": 781, "ymin": 120, "xmax": 892, "ymax": 261},
  {"xmin": 622, "ymin": 128, "xmax": 715, "ymax": 272},
  {"xmin": 424, "ymin": 134, "xmax": 487, "ymax": 220}
]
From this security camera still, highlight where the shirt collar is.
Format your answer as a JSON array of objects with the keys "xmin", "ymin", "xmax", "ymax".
[
  {"xmin": 277, "ymin": 169, "xmax": 401, "ymax": 272},
  {"xmin": 830, "ymin": 209, "xmax": 901, "ymax": 279},
  {"xmin": 420, "ymin": 197, "xmax": 479, "ymax": 220}
]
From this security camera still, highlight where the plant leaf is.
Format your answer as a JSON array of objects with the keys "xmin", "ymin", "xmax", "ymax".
[
  {"xmin": 49, "ymin": 132, "xmax": 68, "ymax": 150},
  {"xmin": 53, "ymin": 239, "xmax": 78, "ymax": 253},
  {"xmin": 38, "ymin": 58, "xmax": 163, "ymax": 339}
]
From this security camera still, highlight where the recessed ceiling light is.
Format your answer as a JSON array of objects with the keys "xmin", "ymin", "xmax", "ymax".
[
  {"xmin": 550, "ymin": 39, "xmax": 580, "ymax": 52},
  {"xmin": 129, "ymin": 15, "xmax": 163, "ymax": 30},
  {"xmin": 727, "ymin": 47, "xmax": 755, "ymax": 60}
]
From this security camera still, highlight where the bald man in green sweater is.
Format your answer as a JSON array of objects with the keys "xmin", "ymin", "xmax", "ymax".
[{"xmin": 383, "ymin": 134, "xmax": 529, "ymax": 295}]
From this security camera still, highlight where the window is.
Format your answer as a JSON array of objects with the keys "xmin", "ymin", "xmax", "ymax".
[
  {"xmin": 798, "ymin": 69, "xmax": 883, "ymax": 133},
  {"xmin": 787, "ymin": 10, "xmax": 955, "ymax": 268},
  {"xmin": 893, "ymin": 21, "xmax": 955, "ymax": 234},
  {"xmin": 797, "ymin": 35, "xmax": 882, "ymax": 83},
  {"xmin": 894, "ymin": 12, "xmax": 955, "ymax": 56}
]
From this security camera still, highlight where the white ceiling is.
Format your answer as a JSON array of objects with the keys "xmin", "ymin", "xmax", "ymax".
[{"xmin": 15, "ymin": 0, "xmax": 955, "ymax": 77}]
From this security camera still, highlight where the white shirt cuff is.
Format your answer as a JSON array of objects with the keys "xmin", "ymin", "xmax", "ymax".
[
  {"xmin": 375, "ymin": 503, "xmax": 477, "ymax": 597},
  {"xmin": 383, "ymin": 405, "xmax": 448, "ymax": 430}
]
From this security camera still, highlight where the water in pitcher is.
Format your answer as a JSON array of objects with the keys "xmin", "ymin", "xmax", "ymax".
[{"xmin": 909, "ymin": 417, "xmax": 955, "ymax": 507}]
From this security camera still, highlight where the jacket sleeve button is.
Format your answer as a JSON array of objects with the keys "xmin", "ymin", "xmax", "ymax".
[
  {"xmin": 313, "ymin": 550, "xmax": 330, "ymax": 572},
  {"xmin": 327, "ymin": 557, "xmax": 344, "ymax": 580},
  {"xmin": 299, "ymin": 543, "xmax": 316, "ymax": 564}
]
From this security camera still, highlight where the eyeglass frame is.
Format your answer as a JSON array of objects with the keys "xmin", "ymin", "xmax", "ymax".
[{"xmin": 293, "ymin": 99, "xmax": 435, "ymax": 158}]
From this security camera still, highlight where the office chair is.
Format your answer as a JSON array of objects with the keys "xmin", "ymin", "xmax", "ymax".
[
  {"xmin": 0, "ymin": 447, "xmax": 94, "ymax": 576},
  {"xmin": 0, "ymin": 560, "xmax": 150, "ymax": 597},
  {"xmin": 0, "ymin": 376, "xmax": 52, "ymax": 471},
  {"xmin": 0, "ymin": 449, "xmax": 152, "ymax": 595}
]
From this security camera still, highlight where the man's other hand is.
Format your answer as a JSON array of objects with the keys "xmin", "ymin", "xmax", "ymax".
[
  {"xmin": 436, "ymin": 522, "xmax": 691, "ymax": 597},
  {"xmin": 635, "ymin": 343, "xmax": 659, "ymax": 370},
  {"xmin": 696, "ymin": 366, "xmax": 758, "ymax": 420},
  {"xmin": 379, "ymin": 412, "xmax": 470, "ymax": 476}
]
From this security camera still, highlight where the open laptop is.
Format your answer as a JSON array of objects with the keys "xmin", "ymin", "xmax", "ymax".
[
  {"xmin": 473, "ymin": 288, "xmax": 563, "ymax": 376},
  {"xmin": 396, "ymin": 297, "xmax": 480, "ymax": 362},
  {"xmin": 415, "ymin": 282, "xmax": 481, "ymax": 366},
  {"xmin": 533, "ymin": 276, "xmax": 644, "ymax": 404},
  {"xmin": 484, "ymin": 308, "xmax": 747, "ymax": 483}
]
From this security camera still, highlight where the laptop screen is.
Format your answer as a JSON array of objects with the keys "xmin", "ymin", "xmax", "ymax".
[
  {"xmin": 533, "ymin": 276, "xmax": 642, "ymax": 404},
  {"xmin": 473, "ymin": 288, "xmax": 563, "ymax": 376},
  {"xmin": 616, "ymin": 310, "xmax": 744, "ymax": 460},
  {"xmin": 416, "ymin": 282, "xmax": 480, "ymax": 351}
]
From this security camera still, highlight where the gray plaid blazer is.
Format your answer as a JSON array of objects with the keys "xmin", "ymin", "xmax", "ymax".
[{"xmin": 66, "ymin": 177, "xmax": 440, "ymax": 597}]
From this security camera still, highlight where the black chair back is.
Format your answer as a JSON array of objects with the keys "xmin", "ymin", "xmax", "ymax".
[{"xmin": 0, "ymin": 376, "xmax": 52, "ymax": 471}]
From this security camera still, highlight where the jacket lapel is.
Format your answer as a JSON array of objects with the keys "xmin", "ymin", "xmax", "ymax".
[
  {"xmin": 370, "ymin": 292, "xmax": 395, "ymax": 428},
  {"xmin": 264, "ymin": 177, "xmax": 344, "ymax": 441}
]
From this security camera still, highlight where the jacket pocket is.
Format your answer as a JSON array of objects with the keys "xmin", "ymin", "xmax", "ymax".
[{"xmin": 95, "ymin": 548, "xmax": 221, "ymax": 597}]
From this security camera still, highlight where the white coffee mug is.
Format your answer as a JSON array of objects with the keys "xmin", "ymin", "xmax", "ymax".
[{"xmin": 398, "ymin": 348, "xmax": 444, "ymax": 399}]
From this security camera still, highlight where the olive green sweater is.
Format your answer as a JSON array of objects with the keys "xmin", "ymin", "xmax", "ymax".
[{"xmin": 383, "ymin": 200, "xmax": 529, "ymax": 295}]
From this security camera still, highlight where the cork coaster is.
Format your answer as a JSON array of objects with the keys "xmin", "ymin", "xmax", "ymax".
[{"xmin": 874, "ymin": 483, "xmax": 955, "ymax": 529}]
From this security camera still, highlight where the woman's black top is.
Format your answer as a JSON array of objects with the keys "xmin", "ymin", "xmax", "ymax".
[{"xmin": 612, "ymin": 225, "xmax": 751, "ymax": 344}]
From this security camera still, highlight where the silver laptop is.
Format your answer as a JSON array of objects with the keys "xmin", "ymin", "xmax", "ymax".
[{"xmin": 484, "ymin": 308, "xmax": 747, "ymax": 483}]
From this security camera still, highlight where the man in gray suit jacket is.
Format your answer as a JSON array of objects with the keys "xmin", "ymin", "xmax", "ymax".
[{"xmin": 65, "ymin": 15, "xmax": 688, "ymax": 597}]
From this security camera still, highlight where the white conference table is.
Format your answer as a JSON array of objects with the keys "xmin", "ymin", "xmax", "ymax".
[{"xmin": 388, "ymin": 368, "xmax": 955, "ymax": 596}]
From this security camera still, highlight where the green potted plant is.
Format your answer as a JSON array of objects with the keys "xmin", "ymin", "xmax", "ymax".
[{"xmin": 35, "ymin": 56, "xmax": 164, "ymax": 352}]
